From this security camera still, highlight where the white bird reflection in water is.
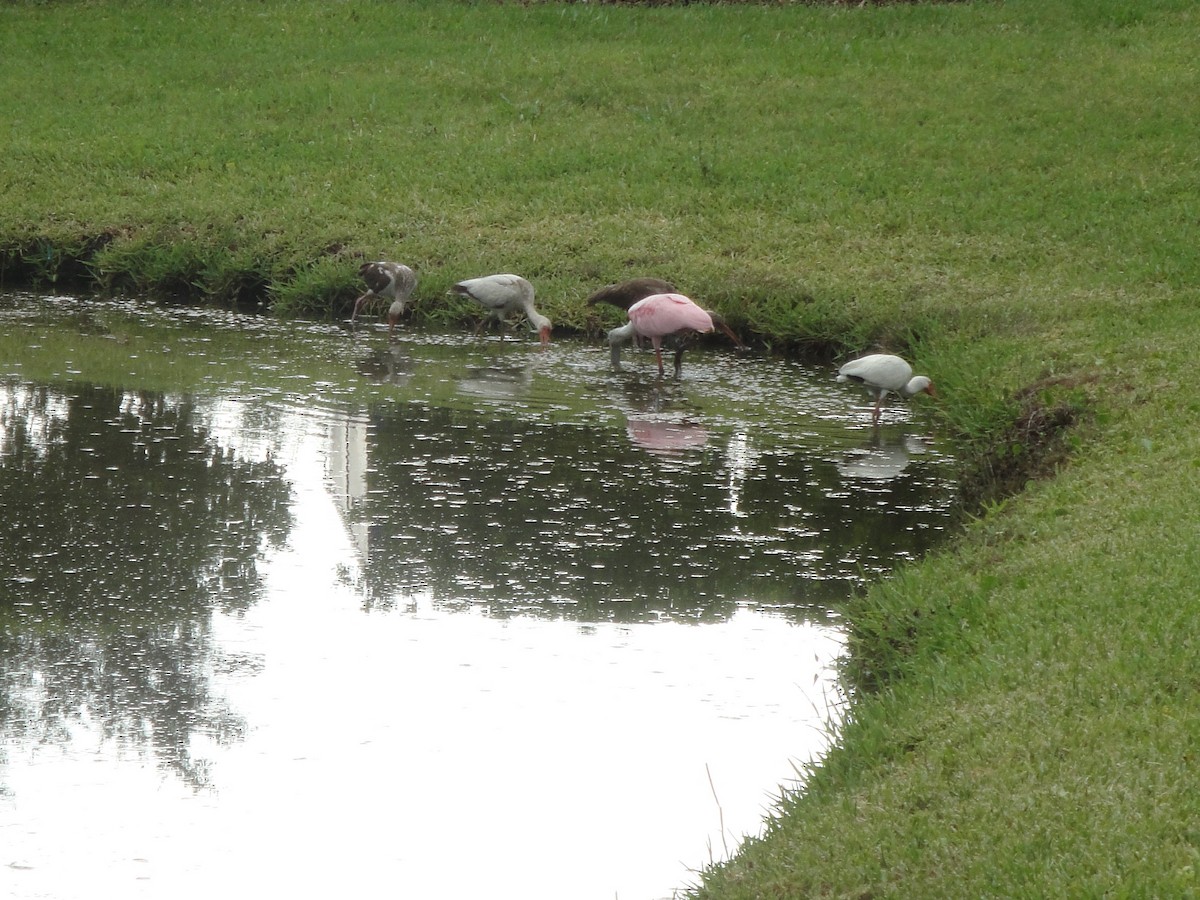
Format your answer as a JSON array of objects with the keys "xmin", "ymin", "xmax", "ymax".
[
  {"xmin": 457, "ymin": 362, "xmax": 534, "ymax": 401},
  {"xmin": 836, "ymin": 431, "xmax": 931, "ymax": 482},
  {"xmin": 355, "ymin": 345, "xmax": 413, "ymax": 386}
]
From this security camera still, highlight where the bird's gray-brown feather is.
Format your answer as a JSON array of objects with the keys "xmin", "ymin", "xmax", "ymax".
[{"xmin": 586, "ymin": 277, "xmax": 676, "ymax": 310}]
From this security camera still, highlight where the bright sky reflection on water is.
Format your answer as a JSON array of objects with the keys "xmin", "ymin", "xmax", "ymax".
[{"xmin": 0, "ymin": 295, "xmax": 957, "ymax": 900}]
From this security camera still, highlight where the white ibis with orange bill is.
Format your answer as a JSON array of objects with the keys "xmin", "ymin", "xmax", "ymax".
[
  {"xmin": 837, "ymin": 353, "xmax": 936, "ymax": 424},
  {"xmin": 449, "ymin": 273, "xmax": 552, "ymax": 346}
]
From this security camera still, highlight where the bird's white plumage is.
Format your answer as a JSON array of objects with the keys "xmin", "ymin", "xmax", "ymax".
[
  {"xmin": 453, "ymin": 273, "xmax": 533, "ymax": 311},
  {"xmin": 837, "ymin": 353, "xmax": 935, "ymax": 423},
  {"xmin": 838, "ymin": 354, "xmax": 914, "ymax": 394},
  {"xmin": 451, "ymin": 273, "xmax": 552, "ymax": 345}
]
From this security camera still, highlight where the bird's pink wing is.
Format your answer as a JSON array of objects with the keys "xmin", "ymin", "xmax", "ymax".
[{"xmin": 628, "ymin": 293, "xmax": 714, "ymax": 338}]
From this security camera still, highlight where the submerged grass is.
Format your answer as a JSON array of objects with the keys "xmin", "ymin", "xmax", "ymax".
[{"xmin": 4, "ymin": 0, "xmax": 1200, "ymax": 895}]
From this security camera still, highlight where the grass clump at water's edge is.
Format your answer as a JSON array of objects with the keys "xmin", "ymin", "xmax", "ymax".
[{"xmin": 3, "ymin": 0, "xmax": 1200, "ymax": 896}]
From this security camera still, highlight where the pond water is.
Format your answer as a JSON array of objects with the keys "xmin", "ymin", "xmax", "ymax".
[{"xmin": 0, "ymin": 294, "xmax": 958, "ymax": 899}]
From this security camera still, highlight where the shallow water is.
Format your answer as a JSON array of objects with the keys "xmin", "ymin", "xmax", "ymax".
[{"xmin": 0, "ymin": 294, "xmax": 957, "ymax": 899}]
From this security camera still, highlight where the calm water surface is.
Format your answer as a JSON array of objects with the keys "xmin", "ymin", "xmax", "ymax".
[{"xmin": 0, "ymin": 294, "xmax": 957, "ymax": 899}]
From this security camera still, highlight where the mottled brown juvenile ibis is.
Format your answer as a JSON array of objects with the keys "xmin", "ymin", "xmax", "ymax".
[
  {"xmin": 587, "ymin": 277, "xmax": 677, "ymax": 350},
  {"xmin": 837, "ymin": 354, "xmax": 936, "ymax": 425},
  {"xmin": 352, "ymin": 262, "xmax": 418, "ymax": 338},
  {"xmin": 449, "ymin": 273, "xmax": 552, "ymax": 346},
  {"xmin": 585, "ymin": 277, "xmax": 677, "ymax": 310}
]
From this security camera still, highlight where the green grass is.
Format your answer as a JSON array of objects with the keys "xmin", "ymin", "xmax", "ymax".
[
  {"xmin": 3, "ymin": 0, "xmax": 1200, "ymax": 895},
  {"xmin": 4, "ymin": 0, "xmax": 1196, "ymax": 339},
  {"xmin": 700, "ymin": 402, "xmax": 1200, "ymax": 897}
]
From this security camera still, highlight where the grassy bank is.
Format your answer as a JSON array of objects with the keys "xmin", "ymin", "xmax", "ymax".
[{"xmin": 3, "ymin": 0, "xmax": 1200, "ymax": 895}]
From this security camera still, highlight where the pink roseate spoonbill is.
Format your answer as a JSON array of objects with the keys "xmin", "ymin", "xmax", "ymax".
[
  {"xmin": 449, "ymin": 273, "xmax": 552, "ymax": 346},
  {"xmin": 352, "ymin": 262, "xmax": 418, "ymax": 338},
  {"xmin": 837, "ymin": 353, "xmax": 936, "ymax": 425},
  {"xmin": 587, "ymin": 277, "xmax": 677, "ymax": 350},
  {"xmin": 587, "ymin": 277, "xmax": 744, "ymax": 350},
  {"xmin": 608, "ymin": 292, "xmax": 719, "ymax": 377}
]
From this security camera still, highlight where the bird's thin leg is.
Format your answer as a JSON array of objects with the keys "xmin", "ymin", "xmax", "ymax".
[
  {"xmin": 673, "ymin": 347, "xmax": 684, "ymax": 378},
  {"xmin": 654, "ymin": 347, "xmax": 666, "ymax": 376},
  {"xmin": 351, "ymin": 291, "xmax": 373, "ymax": 323}
]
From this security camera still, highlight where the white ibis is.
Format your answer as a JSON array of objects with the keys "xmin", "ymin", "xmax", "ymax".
[
  {"xmin": 352, "ymin": 262, "xmax": 418, "ymax": 338},
  {"xmin": 608, "ymin": 292, "xmax": 721, "ymax": 377},
  {"xmin": 448, "ymin": 273, "xmax": 552, "ymax": 346},
  {"xmin": 836, "ymin": 353, "xmax": 936, "ymax": 425}
]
